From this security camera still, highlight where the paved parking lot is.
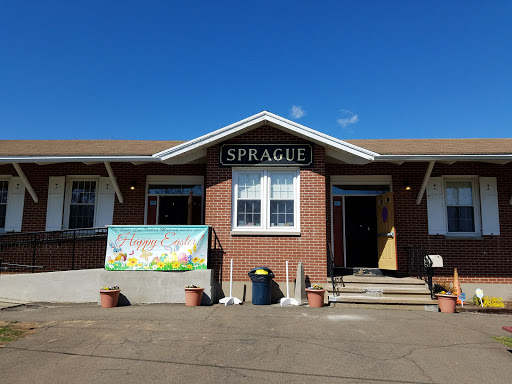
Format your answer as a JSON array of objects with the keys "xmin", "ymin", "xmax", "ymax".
[{"xmin": 1, "ymin": 303, "xmax": 511, "ymax": 383}]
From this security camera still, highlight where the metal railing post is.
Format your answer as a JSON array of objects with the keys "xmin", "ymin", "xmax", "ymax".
[
  {"xmin": 32, "ymin": 233, "xmax": 37, "ymax": 273},
  {"xmin": 71, "ymin": 230, "xmax": 76, "ymax": 270}
]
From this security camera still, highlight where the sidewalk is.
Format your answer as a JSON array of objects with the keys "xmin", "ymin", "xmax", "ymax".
[{"xmin": 1, "ymin": 303, "xmax": 511, "ymax": 383}]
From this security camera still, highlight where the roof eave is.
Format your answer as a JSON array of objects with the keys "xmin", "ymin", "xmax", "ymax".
[
  {"xmin": 375, "ymin": 154, "xmax": 512, "ymax": 161},
  {"xmin": 0, "ymin": 156, "xmax": 162, "ymax": 164}
]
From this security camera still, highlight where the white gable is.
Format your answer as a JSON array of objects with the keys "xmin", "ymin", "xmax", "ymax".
[{"xmin": 153, "ymin": 111, "xmax": 377, "ymax": 165}]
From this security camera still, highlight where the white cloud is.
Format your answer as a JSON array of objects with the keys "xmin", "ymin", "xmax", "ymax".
[
  {"xmin": 290, "ymin": 105, "xmax": 305, "ymax": 119},
  {"xmin": 337, "ymin": 110, "xmax": 359, "ymax": 130}
]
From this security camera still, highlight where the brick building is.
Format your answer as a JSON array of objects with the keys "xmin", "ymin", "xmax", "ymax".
[{"xmin": 1, "ymin": 111, "xmax": 511, "ymax": 299}]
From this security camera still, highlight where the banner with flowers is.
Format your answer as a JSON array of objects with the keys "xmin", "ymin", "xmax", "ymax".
[{"xmin": 105, "ymin": 225, "xmax": 209, "ymax": 271}]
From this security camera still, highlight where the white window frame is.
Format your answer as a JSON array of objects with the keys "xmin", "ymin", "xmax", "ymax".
[
  {"xmin": 63, "ymin": 176, "xmax": 100, "ymax": 229},
  {"xmin": 231, "ymin": 168, "xmax": 300, "ymax": 236},
  {"xmin": 443, "ymin": 176, "xmax": 481, "ymax": 237}
]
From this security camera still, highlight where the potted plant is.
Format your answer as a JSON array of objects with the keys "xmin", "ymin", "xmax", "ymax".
[
  {"xmin": 305, "ymin": 284, "xmax": 326, "ymax": 308},
  {"xmin": 185, "ymin": 284, "xmax": 204, "ymax": 306},
  {"xmin": 99, "ymin": 285, "xmax": 121, "ymax": 308},
  {"xmin": 435, "ymin": 290, "xmax": 457, "ymax": 313}
]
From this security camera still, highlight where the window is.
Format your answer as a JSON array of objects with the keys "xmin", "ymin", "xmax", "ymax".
[
  {"xmin": 427, "ymin": 176, "xmax": 500, "ymax": 237},
  {"xmin": 445, "ymin": 180, "xmax": 476, "ymax": 233},
  {"xmin": 232, "ymin": 169, "xmax": 300, "ymax": 234},
  {"xmin": 68, "ymin": 180, "xmax": 97, "ymax": 229},
  {"xmin": 0, "ymin": 180, "xmax": 8, "ymax": 230}
]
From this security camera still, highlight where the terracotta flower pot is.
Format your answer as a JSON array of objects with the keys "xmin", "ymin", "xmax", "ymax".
[
  {"xmin": 185, "ymin": 287, "xmax": 204, "ymax": 306},
  {"xmin": 99, "ymin": 289, "xmax": 121, "ymax": 308},
  {"xmin": 306, "ymin": 288, "xmax": 326, "ymax": 308},
  {"xmin": 436, "ymin": 294, "xmax": 457, "ymax": 313}
]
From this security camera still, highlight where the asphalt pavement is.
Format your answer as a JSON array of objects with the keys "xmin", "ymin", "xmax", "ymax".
[{"xmin": 1, "ymin": 303, "xmax": 511, "ymax": 383}]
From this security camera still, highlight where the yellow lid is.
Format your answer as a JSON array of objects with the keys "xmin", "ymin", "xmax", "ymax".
[{"xmin": 255, "ymin": 269, "xmax": 268, "ymax": 275}]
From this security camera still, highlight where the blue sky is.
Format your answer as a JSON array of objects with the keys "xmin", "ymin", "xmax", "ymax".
[{"xmin": 1, "ymin": 1, "xmax": 511, "ymax": 140}]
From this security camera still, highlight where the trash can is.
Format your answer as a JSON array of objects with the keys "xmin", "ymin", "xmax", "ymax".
[{"xmin": 248, "ymin": 267, "xmax": 275, "ymax": 305}]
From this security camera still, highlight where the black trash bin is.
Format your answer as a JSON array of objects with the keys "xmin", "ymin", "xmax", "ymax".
[{"xmin": 248, "ymin": 267, "xmax": 275, "ymax": 305}]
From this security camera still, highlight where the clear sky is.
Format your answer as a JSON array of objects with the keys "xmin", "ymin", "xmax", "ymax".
[{"xmin": 1, "ymin": 1, "xmax": 511, "ymax": 141}]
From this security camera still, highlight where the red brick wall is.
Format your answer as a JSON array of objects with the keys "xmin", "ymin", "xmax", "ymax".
[
  {"xmin": 0, "ymin": 162, "xmax": 205, "ymax": 233},
  {"xmin": 326, "ymin": 161, "xmax": 512, "ymax": 284},
  {"xmin": 2, "ymin": 138, "xmax": 511, "ymax": 285},
  {"xmin": 205, "ymin": 125, "xmax": 327, "ymax": 284}
]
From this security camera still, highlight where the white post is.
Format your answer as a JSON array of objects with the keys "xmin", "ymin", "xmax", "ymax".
[
  {"xmin": 219, "ymin": 258, "xmax": 242, "ymax": 306},
  {"xmin": 229, "ymin": 259, "xmax": 234, "ymax": 297}
]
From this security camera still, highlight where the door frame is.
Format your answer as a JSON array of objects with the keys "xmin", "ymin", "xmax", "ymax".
[
  {"xmin": 330, "ymin": 175, "xmax": 393, "ymax": 268},
  {"xmin": 144, "ymin": 175, "xmax": 205, "ymax": 225}
]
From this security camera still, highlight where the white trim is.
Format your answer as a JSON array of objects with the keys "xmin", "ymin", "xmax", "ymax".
[
  {"xmin": 376, "ymin": 154, "xmax": 512, "ymax": 162},
  {"xmin": 231, "ymin": 167, "xmax": 300, "ymax": 235},
  {"xmin": 146, "ymin": 175, "xmax": 204, "ymax": 184},
  {"xmin": 154, "ymin": 111, "xmax": 376, "ymax": 163},
  {"xmin": 443, "ymin": 176, "xmax": 482, "ymax": 236},
  {"xmin": 0, "ymin": 156, "xmax": 160, "ymax": 164},
  {"xmin": 144, "ymin": 175, "xmax": 205, "ymax": 225},
  {"xmin": 63, "ymin": 176, "xmax": 100, "ymax": 229},
  {"xmin": 331, "ymin": 175, "xmax": 393, "ymax": 185},
  {"xmin": 416, "ymin": 161, "xmax": 435, "ymax": 205},
  {"xmin": 329, "ymin": 175, "xmax": 393, "ymax": 267},
  {"xmin": 104, "ymin": 162, "xmax": 123, "ymax": 204},
  {"xmin": 12, "ymin": 163, "xmax": 38, "ymax": 203}
]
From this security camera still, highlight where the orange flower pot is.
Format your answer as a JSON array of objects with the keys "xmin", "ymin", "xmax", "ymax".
[
  {"xmin": 306, "ymin": 289, "xmax": 326, "ymax": 308},
  {"xmin": 99, "ymin": 289, "xmax": 120, "ymax": 308},
  {"xmin": 436, "ymin": 294, "xmax": 457, "ymax": 313},
  {"xmin": 185, "ymin": 287, "xmax": 204, "ymax": 306}
]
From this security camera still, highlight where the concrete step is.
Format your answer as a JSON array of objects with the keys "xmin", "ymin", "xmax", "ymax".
[
  {"xmin": 333, "ymin": 275, "xmax": 425, "ymax": 285},
  {"xmin": 332, "ymin": 287, "xmax": 431, "ymax": 295},
  {"xmin": 328, "ymin": 294, "xmax": 437, "ymax": 305}
]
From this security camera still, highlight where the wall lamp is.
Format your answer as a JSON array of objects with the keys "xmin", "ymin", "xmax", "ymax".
[
  {"xmin": 404, "ymin": 181, "xmax": 412, "ymax": 191},
  {"xmin": 129, "ymin": 181, "xmax": 137, "ymax": 191}
]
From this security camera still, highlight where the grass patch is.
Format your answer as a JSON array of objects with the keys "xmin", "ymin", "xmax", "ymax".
[
  {"xmin": 492, "ymin": 336, "xmax": 512, "ymax": 348},
  {"xmin": 0, "ymin": 321, "xmax": 39, "ymax": 346}
]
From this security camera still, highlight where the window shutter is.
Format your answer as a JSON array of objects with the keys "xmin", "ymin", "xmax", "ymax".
[
  {"xmin": 45, "ymin": 176, "xmax": 65, "ymax": 231},
  {"xmin": 95, "ymin": 177, "xmax": 115, "ymax": 227},
  {"xmin": 479, "ymin": 177, "xmax": 500, "ymax": 235},
  {"xmin": 4, "ymin": 177, "xmax": 25, "ymax": 232},
  {"xmin": 426, "ymin": 177, "xmax": 446, "ymax": 235}
]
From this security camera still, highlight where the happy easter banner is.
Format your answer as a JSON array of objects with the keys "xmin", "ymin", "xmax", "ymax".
[{"xmin": 105, "ymin": 226, "xmax": 209, "ymax": 271}]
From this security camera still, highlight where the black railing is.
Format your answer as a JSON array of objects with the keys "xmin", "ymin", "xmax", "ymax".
[
  {"xmin": 407, "ymin": 245, "xmax": 435, "ymax": 299},
  {"xmin": 0, "ymin": 228, "xmax": 108, "ymax": 273},
  {"xmin": 327, "ymin": 242, "xmax": 344, "ymax": 296}
]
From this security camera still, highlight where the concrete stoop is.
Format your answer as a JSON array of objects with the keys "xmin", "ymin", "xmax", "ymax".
[{"xmin": 328, "ymin": 275, "xmax": 438, "ymax": 311}]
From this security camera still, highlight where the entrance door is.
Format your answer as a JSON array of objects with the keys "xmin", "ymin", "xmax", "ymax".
[
  {"xmin": 376, "ymin": 192, "xmax": 397, "ymax": 270},
  {"xmin": 345, "ymin": 196, "xmax": 378, "ymax": 268}
]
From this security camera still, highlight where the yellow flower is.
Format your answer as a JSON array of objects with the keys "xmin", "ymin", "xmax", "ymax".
[
  {"xmin": 157, "ymin": 262, "xmax": 165, "ymax": 269},
  {"xmin": 200, "ymin": 258, "xmax": 205, "ymax": 264},
  {"xmin": 186, "ymin": 264, "xmax": 193, "ymax": 270},
  {"xmin": 137, "ymin": 263, "xmax": 142, "ymax": 267},
  {"xmin": 172, "ymin": 261, "xmax": 181, "ymax": 269},
  {"xmin": 127, "ymin": 258, "xmax": 138, "ymax": 267},
  {"xmin": 192, "ymin": 257, "xmax": 200, "ymax": 263}
]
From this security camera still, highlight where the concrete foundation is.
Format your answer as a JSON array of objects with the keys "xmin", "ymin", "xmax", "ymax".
[
  {"xmin": 460, "ymin": 283, "xmax": 512, "ymax": 301},
  {"xmin": 0, "ymin": 269, "xmax": 215, "ymax": 305}
]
